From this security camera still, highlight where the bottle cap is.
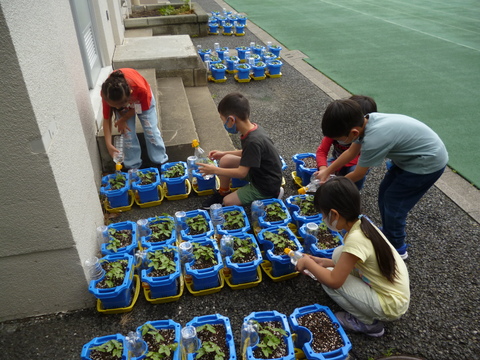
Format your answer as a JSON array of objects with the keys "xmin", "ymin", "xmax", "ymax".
[
  {"xmin": 192, "ymin": 139, "xmax": 200, "ymax": 148},
  {"xmin": 115, "ymin": 162, "xmax": 123, "ymax": 171},
  {"xmin": 298, "ymin": 187, "xmax": 306, "ymax": 195},
  {"xmin": 284, "ymin": 248, "xmax": 293, "ymax": 255}
]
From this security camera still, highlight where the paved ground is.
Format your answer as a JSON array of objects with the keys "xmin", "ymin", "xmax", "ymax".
[{"xmin": 0, "ymin": 1, "xmax": 479, "ymax": 359}]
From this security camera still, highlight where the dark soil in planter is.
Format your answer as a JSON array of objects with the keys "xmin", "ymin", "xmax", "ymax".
[
  {"xmin": 302, "ymin": 156, "xmax": 317, "ymax": 169},
  {"xmin": 109, "ymin": 229, "xmax": 133, "ymax": 250},
  {"xmin": 89, "ymin": 348, "xmax": 121, "ymax": 360},
  {"xmin": 196, "ymin": 324, "xmax": 229, "ymax": 360},
  {"xmin": 97, "ymin": 260, "xmax": 128, "ymax": 288},
  {"xmin": 297, "ymin": 311, "xmax": 344, "ymax": 353},
  {"xmin": 147, "ymin": 222, "xmax": 173, "ymax": 243},
  {"xmin": 231, "ymin": 238, "xmax": 257, "ymax": 263},
  {"xmin": 222, "ymin": 210, "xmax": 246, "ymax": 230},
  {"xmin": 264, "ymin": 203, "xmax": 288, "ymax": 222},
  {"xmin": 147, "ymin": 251, "xmax": 176, "ymax": 278},
  {"xmin": 187, "ymin": 215, "xmax": 209, "ymax": 236},
  {"xmin": 191, "ymin": 245, "xmax": 217, "ymax": 270},
  {"xmin": 253, "ymin": 321, "xmax": 288, "ymax": 359},
  {"xmin": 315, "ymin": 229, "xmax": 340, "ymax": 249},
  {"xmin": 295, "ymin": 197, "xmax": 320, "ymax": 217},
  {"xmin": 144, "ymin": 328, "xmax": 176, "ymax": 358},
  {"xmin": 137, "ymin": 171, "xmax": 157, "ymax": 185}
]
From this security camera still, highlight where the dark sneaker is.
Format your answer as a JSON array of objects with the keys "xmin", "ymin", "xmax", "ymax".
[
  {"xmin": 202, "ymin": 192, "xmax": 225, "ymax": 209},
  {"xmin": 335, "ymin": 311, "xmax": 385, "ymax": 337}
]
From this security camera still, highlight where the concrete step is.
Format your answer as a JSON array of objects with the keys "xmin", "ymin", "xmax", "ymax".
[
  {"xmin": 112, "ymin": 35, "xmax": 207, "ymax": 86},
  {"xmin": 157, "ymin": 77, "xmax": 198, "ymax": 162},
  {"xmin": 185, "ymin": 86, "xmax": 235, "ymax": 154}
]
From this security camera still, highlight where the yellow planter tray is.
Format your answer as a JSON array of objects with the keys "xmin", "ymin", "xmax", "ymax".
[
  {"xmin": 234, "ymin": 74, "xmax": 251, "ymax": 83},
  {"xmin": 143, "ymin": 275, "xmax": 184, "ymax": 304},
  {"xmin": 163, "ymin": 179, "xmax": 192, "ymax": 201},
  {"xmin": 260, "ymin": 260, "xmax": 299, "ymax": 282},
  {"xmin": 294, "ymin": 347, "xmax": 306, "ymax": 360},
  {"xmin": 96, "ymin": 275, "xmax": 141, "ymax": 314},
  {"xmin": 134, "ymin": 185, "xmax": 165, "ymax": 208},
  {"xmin": 192, "ymin": 176, "xmax": 219, "ymax": 196},
  {"xmin": 266, "ymin": 71, "xmax": 282, "ymax": 78},
  {"xmin": 221, "ymin": 267, "xmax": 262, "ymax": 290},
  {"xmin": 208, "ymin": 75, "xmax": 227, "ymax": 83},
  {"xmin": 184, "ymin": 274, "xmax": 225, "ymax": 296},
  {"xmin": 103, "ymin": 190, "xmax": 135, "ymax": 213},
  {"xmin": 251, "ymin": 75, "xmax": 266, "ymax": 81},
  {"xmin": 291, "ymin": 171, "xmax": 303, "ymax": 188}
]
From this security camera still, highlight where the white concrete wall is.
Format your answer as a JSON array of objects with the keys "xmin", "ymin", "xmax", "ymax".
[{"xmin": 0, "ymin": 0, "xmax": 105, "ymax": 321}]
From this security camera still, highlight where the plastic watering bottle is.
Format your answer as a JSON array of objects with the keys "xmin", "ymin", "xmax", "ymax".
[
  {"xmin": 84, "ymin": 257, "xmax": 105, "ymax": 281},
  {"xmin": 181, "ymin": 325, "xmax": 200, "ymax": 355},
  {"xmin": 298, "ymin": 174, "xmax": 321, "ymax": 195},
  {"xmin": 303, "ymin": 222, "xmax": 319, "ymax": 253},
  {"xmin": 125, "ymin": 331, "xmax": 147, "ymax": 358},
  {"xmin": 187, "ymin": 155, "xmax": 198, "ymax": 184},
  {"xmin": 284, "ymin": 248, "xmax": 317, "ymax": 280},
  {"xmin": 241, "ymin": 320, "xmax": 259, "ymax": 357},
  {"xmin": 113, "ymin": 135, "xmax": 124, "ymax": 172},
  {"xmin": 192, "ymin": 139, "xmax": 214, "ymax": 180},
  {"xmin": 251, "ymin": 200, "xmax": 265, "ymax": 235}
]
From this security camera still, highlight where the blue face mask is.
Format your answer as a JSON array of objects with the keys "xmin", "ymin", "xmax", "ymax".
[{"xmin": 224, "ymin": 119, "xmax": 238, "ymax": 134}]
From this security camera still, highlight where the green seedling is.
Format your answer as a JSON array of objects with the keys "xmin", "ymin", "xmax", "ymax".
[
  {"xmin": 223, "ymin": 210, "xmax": 245, "ymax": 230},
  {"xmin": 186, "ymin": 214, "xmax": 209, "ymax": 234},
  {"xmin": 106, "ymin": 228, "xmax": 130, "ymax": 252},
  {"xmin": 163, "ymin": 163, "xmax": 185, "ymax": 178},
  {"xmin": 263, "ymin": 229, "xmax": 295, "ymax": 251},
  {"xmin": 232, "ymin": 237, "xmax": 257, "ymax": 262},
  {"xmin": 195, "ymin": 341, "xmax": 225, "ymax": 360},
  {"xmin": 196, "ymin": 323, "xmax": 216, "ymax": 334},
  {"xmin": 264, "ymin": 203, "xmax": 288, "ymax": 221},
  {"xmin": 147, "ymin": 247, "xmax": 176, "ymax": 274},
  {"xmin": 254, "ymin": 321, "xmax": 287, "ymax": 358},
  {"xmin": 140, "ymin": 324, "xmax": 178, "ymax": 360},
  {"xmin": 103, "ymin": 260, "xmax": 127, "ymax": 288},
  {"xmin": 108, "ymin": 173, "xmax": 127, "ymax": 190},
  {"xmin": 192, "ymin": 243, "xmax": 217, "ymax": 263},
  {"xmin": 137, "ymin": 170, "xmax": 157, "ymax": 184},
  {"xmin": 149, "ymin": 217, "xmax": 174, "ymax": 240}
]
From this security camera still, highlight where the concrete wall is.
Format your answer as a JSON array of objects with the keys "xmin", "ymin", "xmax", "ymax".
[{"xmin": 0, "ymin": 0, "xmax": 105, "ymax": 321}]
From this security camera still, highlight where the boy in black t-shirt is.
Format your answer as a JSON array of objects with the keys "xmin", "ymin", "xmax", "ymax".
[{"xmin": 198, "ymin": 92, "xmax": 283, "ymax": 209}]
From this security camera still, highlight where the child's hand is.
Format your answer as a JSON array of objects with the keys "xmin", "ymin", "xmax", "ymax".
[
  {"xmin": 197, "ymin": 162, "xmax": 217, "ymax": 175},
  {"xmin": 115, "ymin": 118, "xmax": 131, "ymax": 134},
  {"xmin": 107, "ymin": 143, "xmax": 119, "ymax": 159},
  {"xmin": 208, "ymin": 150, "xmax": 225, "ymax": 160},
  {"xmin": 316, "ymin": 168, "xmax": 332, "ymax": 183}
]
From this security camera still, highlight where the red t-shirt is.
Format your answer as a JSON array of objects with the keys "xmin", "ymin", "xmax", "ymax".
[
  {"xmin": 101, "ymin": 68, "xmax": 152, "ymax": 120},
  {"xmin": 316, "ymin": 137, "xmax": 359, "ymax": 169}
]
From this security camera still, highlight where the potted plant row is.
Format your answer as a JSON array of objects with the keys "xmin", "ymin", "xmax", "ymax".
[
  {"xmin": 180, "ymin": 209, "xmax": 215, "ymax": 242},
  {"xmin": 131, "ymin": 167, "xmax": 161, "ymax": 204},
  {"xmin": 161, "ymin": 161, "xmax": 190, "ymax": 198},
  {"xmin": 284, "ymin": 194, "xmax": 322, "ymax": 228},
  {"xmin": 101, "ymin": 221, "xmax": 138, "ymax": 256},
  {"xmin": 100, "ymin": 171, "xmax": 131, "ymax": 209},
  {"xmin": 139, "ymin": 215, "xmax": 176, "ymax": 249}
]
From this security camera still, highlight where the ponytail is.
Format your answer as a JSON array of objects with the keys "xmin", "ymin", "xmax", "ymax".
[
  {"xmin": 101, "ymin": 70, "xmax": 130, "ymax": 102},
  {"xmin": 314, "ymin": 176, "xmax": 398, "ymax": 283}
]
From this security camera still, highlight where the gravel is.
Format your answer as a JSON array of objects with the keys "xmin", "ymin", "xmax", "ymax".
[{"xmin": 1, "ymin": 1, "xmax": 479, "ymax": 359}]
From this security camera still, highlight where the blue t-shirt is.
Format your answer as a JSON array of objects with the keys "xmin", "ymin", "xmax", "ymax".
[{"xmin": 357, "ymin": 113, "xmax": 448, "ymax": 174}]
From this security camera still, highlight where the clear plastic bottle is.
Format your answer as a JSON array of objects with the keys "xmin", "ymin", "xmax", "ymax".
[
  {"xmin": 284, "ymin": 248, "xmax": 317, "ymax": 280},
  {"xmin": 210, "ymin": 203, "xmax": 225, "ymax": 226},
  {"xmin": 187, "ymin": 155, "xmax": 198, "ymax": 184},
  {"xmin": 135, "ymin": 249, "xmax": 149, "ymax": 271},
  {"xmin": 181, "ymin": 325, "xmax": 200, "ymax": 355},
  {"xmin": 192, "ymin": 139, "xmax": 214, "ymax": 180},
  {"xmin": 113, "ymin": 135, "xmax": 124, "ymax": 172},
  {"xmin": 241, "ymin": 320, "xmax": 259, "ymax": 356},
  {"xmin": 125, "ymin": 330, "xmax": 147, "ymax": 358},
  {"xmin": 179, "ymin": 241, "xmax": 194, "ymax": 283},
  {"xmin": 298, "ymin": 174, "xmax": 321, "ymax": 195},
  {"xmin": 220, "ymin": 235, "xmax": 234, "ymax": 258},
  {"xmin": 96, "ymin": 225, "xmax": 108, "ymax": 248},
  {"xmin": 175, "ymin": 211, "xmax": 187, "ymax": 242},
  {"xmin": 303, "ymin": 222, "xmax": 319, "ymax": 253},
  {"xmin": 251, "ymin": 200, "xmax": 265, "ymax": 235},
  {"xmin": 84, "ymin": 257, "xmax": 105, "ymax": 281}
]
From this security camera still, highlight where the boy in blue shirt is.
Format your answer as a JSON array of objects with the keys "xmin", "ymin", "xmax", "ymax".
[{"xmin": 317, "ymin": 99, "xmax": 448, "ymax": 259}]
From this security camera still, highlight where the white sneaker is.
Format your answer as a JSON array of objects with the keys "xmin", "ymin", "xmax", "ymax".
[
  {"xmin": 399, "ymin": 251, "xmax": 408, "ymax": 260},
  {"xmin": 277, "ymin": 187, "xmax": 284, "ymax": 199}
]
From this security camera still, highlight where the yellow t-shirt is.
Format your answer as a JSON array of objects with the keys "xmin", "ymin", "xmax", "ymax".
[{"xmin": 342, "ymin": 220, "xmax": 410, "ymax": 319}]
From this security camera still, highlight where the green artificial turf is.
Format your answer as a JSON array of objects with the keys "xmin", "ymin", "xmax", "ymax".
[{"xmin": 225, "ymin": 0, "xmax": 480, "ymax": 187}]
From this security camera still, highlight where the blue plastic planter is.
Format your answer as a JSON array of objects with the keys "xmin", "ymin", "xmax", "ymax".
[
  {"xmin": 216, "ymin": 47, "xmax": 229, "ymax": 61},
  {"xmin": 231, "ymin": 177, "xmax": 249, "ymax": 188},
  {"xmin": 268, "ymin": 45, "xmax": 282, "ymax": 58},
  {"xmin": 211, "ymin": 64, "xmax": 227, "ymax": 81},
  {"xmin": 185, "ymin": 239, "xmax": 223, "ymax": 291},
  {"xmin": 198, "ymin": 49, "xmax": 212, "ymax": 61},
  {"xmin": 267, "ymin": 60, "xmax": 283, "ymax": 76},
  {"xmin": 235, "ymin": 24, "xmax": 245, "ymax": 35},
  {"xmin": 100, "ymin": 172, "xmax": 130, "ymax": 208},
  {"xmin": 226, "ymin": 56, "xmax": 239, "ymax": 72},
  {"xmin": 243, "ymin": 310, "xmax": 295, "ymax": 360},
  {"xmin": 136, "ymin": 320, "xmax": 181, "ymax": 360},
  {"xmin": 140, "ymin": 215, "xmax": 176, "ymax": 249},
  {"xmin": 258, "ymin": 198, "xmax": 292, "ymax": 229},
  {"xmin": 252, "ymin": 45, "xmax": 266, "ymax": 56},
  {"xmin": 102, "ymin": 221, "xmax": 138, "ymax": 256},
  {"xmin": 192, "ymin": 169, "xmax": 217, "ymax": 191},
  {"xmin": 186, "ymin": 314, "xmax": 236, "ymax": 360},
  {"xmin": 223, "ymin": 23, "xmax": 233, "ymax": 35},
  {"xmin": 236, "ymin": 15, "xmax": 247, "ymax": 26},
  {"xmin": 81, "ymin": 333, "xmax": 128, "ymax": 360},
  {"xmin": 285, "ymin": 195, "xmax": 323, "ymax": 228},
  {"xmin": 236, "ymin": 64, "xmax": 251, "ymax": 80},
  {"xmin": 208, "ymin": 22, "xmax": 219, "ymax": 34},
  {"xmin": 88, "ymin": 253, "xmax": 135, "ymax": 309},
  {"xmin": 161, "ymin": 161, "xmax": 188, "ymax": 196},
  {"xmin": 252, "ymin": 63, "xmax": 267, "ymax": 78},
  {"xmin": 236, "ymin": 47, "xmax": 249, "ymax": 62},
  {"xmin": 289, "ymin": 304, "xmax": 352, "ymax": 360},
  {"xmin": 292, "ymin": 153, "xmax": 317, "ymax": 186},
  {"xmin": 131, "ymin": 168, "xmax": 160, "ymax": 203},
  {"xmin": 180, "ymin": 209, "xmax": 214, "ymax": 242},
  {"xmin": 298, "ymin": 221, "xmax": 344, "ymax": 258},
  {"xmin": 141, "ymin": 245, "xmax": 181, "ymax": 299},
  {"xmin": 221, "ymin": 232, "xmax": 262, "ymax": 284},
  {"xmin": 257, "ymin": 226, "xmax": 304, "ymax": 277},
  {"xmin": 217, "ymin": 205, "xmax": 251, "ymax": 234}
]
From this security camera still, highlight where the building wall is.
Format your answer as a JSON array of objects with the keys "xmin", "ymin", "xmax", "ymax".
[{"xmin": 0, "ymin": 0, "xmax": 106, "ymax": 321}]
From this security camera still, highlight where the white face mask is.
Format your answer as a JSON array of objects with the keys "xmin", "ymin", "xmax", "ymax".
[{"xmin": 323, "ymin": 211, "xmax": 340, "ymax": 232}]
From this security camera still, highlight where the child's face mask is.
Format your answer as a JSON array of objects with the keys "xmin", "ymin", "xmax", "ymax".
[
  {"xmin": 224, "ymin": 117, "xmax": 238, "ymax": 134},
  {"xmin": 324, "ymin": 211, "xmax": 340, "ymax": 232}
]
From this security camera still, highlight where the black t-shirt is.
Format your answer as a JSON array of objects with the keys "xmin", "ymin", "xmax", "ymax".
[{"xmin": 240, "ymin": 125, "xmax": 282, "ymax": 197}]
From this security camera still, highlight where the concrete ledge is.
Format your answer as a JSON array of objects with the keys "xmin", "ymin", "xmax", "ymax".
[
  {"xmin": 124, "ymin": 28, "xmax": 153, "ymax": 37},
  {"xmin": 157, "ymin": 77, "xmax": 199, "ymax": 162}
]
